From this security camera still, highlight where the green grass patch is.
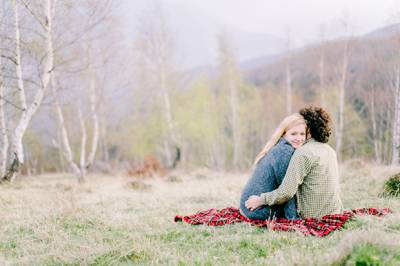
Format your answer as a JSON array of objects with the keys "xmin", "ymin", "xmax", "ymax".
[
  {"xmin": 0, "ymin": 239, "xmax": 18, "ymax": 257},
  {"xmin": 388, "ymin": 223, "xmax": 400, "ymax": 232},
  {"xmin": 336, "ymin": 243, "xmax": 400, "ymax": 266},
  {"xmin": 238, "ymin": 239, "xmax": 268, "ymax": 257},
  {"xmin": 341, "ymin": 218, "xmax": 365, "ymax": 230},
  {"xmin": 57, "ymin": 216, "xmax": 97, "ymax": 237},
  {"xmin": 90, "ymin": 248, "xmax": 150, "ymax": 266}
]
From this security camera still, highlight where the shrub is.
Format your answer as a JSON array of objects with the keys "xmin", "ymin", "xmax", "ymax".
[{"xmin": 381, "ymin": 173, "xmax": 400, "ymax": 197}]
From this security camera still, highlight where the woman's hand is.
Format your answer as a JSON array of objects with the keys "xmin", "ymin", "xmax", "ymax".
[{"xmin": 245, "ymin": 195, "xmax": 264, "ymax": 211}]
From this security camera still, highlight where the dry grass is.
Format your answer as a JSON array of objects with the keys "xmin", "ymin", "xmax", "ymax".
[{"xmin": 0, "ymin": 164, "xmax": 399, "ymax": 265}]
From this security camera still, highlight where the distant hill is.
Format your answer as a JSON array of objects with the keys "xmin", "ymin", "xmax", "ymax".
[
  {"xmin": 187, "ymin": 53, "xmax": 282, "ymax": 81},
  {"xmin": 158, "ymin": 1, "xmax": 285, "ymax": 69},
  {"xmin": 363, "ymin": 23, "xmax": 400, "ymax": 39},
  {"xmin": 241, "ymin": 22, "xmax": 400, "ymax": 89}
]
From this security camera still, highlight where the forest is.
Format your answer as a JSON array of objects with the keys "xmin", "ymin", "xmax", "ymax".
[{"xmin": 0, "ymin": 1, "xmax": 399, "ymax": 179}]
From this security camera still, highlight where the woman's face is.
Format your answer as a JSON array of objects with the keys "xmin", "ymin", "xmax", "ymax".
[{"xmin": 284, "ymin": 123, "xmax": 306, "ymax": 149}]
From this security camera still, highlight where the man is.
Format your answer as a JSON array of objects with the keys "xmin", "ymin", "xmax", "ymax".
[{"xmin": 245, "ymin": 106, "xmax": 343, "ymax": 218}]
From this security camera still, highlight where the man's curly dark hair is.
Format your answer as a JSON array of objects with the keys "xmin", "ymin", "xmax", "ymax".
[{"xmin": 299, "ymin": 106, "xmax": 332, "ymax": 143}]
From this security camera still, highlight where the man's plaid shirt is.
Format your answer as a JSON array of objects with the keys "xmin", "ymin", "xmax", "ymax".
[{"xmin": 261, "ymin": 138, "xmax": 343, "ymax": 218}]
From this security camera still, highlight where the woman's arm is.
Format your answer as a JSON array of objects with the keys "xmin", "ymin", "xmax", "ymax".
[{"xmin": 245, "ymin": 151, "xmax": 311, "ymax": 210}]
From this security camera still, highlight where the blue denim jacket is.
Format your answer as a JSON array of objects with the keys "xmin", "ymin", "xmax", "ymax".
[{"xmin": 239, "ymin": 138, "xmax": 298, "ymax": 220}]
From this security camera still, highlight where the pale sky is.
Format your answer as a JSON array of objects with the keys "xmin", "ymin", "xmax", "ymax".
[
  {"xmin": 176, "ymin": 0, "xmax": 396, "ymax": 39},
  {"xmin": 120, "ymin": 0, "xmax": 399, "ymax": 67}
]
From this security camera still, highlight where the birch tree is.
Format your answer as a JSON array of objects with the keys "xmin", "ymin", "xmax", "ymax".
[
  {"xmin": 2, "ymin": 0, "xmax": 55, "ymax": 182},
  {"xmin": 317, "ymin": 25, "xmax": 327, "ymax": 108},
  {"xmin": 390, "ymin": 64, "xmax": 400, "ymax": 165},
  {"xmin": 0, "ymin": 5, "xmax": 8, "ymax": 178},
  {"xmin": 134, "ymin": 5, "xmax": 180, "ymax": 167},
  {"xmin": 217, "ymin": 33, "xmax": 242, "ymax": 169},
  {"xmin": 335, "ymin": 38, "xmax": 348, "ymax": 161},
  {"xmin": 49, "ymin": 5, "xmax": 116, "ymax": 180},
  {"xmin": 335, "ymin": 18, "xmax": 352, "ymax": 161},
  {"xmin": 52, "ymin": 74, "xmax": 82, "ymax": 180},
  {"xmin": 51, "ymin": 70, "xmax": 100, "ymax": 182},
  {"xmin": 387, "ymin": 14, "xmax": 400, "ymax": 165},
  {"xmin": 0, "ymin": 62, "xmax": 7, "ymax": 178},
  {"xmin": 369, "ymin": 89, "xmax": 380, "ymax": 163},
  {"xmin": 86, "ymin": 74, "xmax": 99, "ymax": 170},
  {"xmin": 362, "ymin": 43, "xmax": 392, "ymax": 164},
  {"xmin": 359, "ymin": 13, "xmax": 400, "ymax": 165},
  {"xmin": 285, "ymin": 32, "xmax": 293, "ymax": 115}
]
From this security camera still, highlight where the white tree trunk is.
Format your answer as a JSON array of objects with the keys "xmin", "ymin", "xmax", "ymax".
[
  {"xmin": 0, "ymin": 79, "xmax": 7, "ymax": 178},
  {"xmin": 229, "ymin": 68, "xmax": 240, "ymax": 169},
  {"xmin": 369, "ymin": 90, "xmax": 380, "ymax": 163},
  {"xmin": 0, "ymin": 5, "xmax": 7, "ymax": 178},
  {"xmin": 286, "ymin": 62, "xmax": 292, "ymax": 115},
  {"xmin": 99, "ymin": 116, "xmax": 109, "ymax": 162},
  {"xmin": 86, "ymin": 76, "xmax": 99, "ymax": 169},
  {"xmin": 217, "ymin": 35, "xmax": 240, "ymax": 169},
  {"xmin": 5, "ymin": 0, "xmax": 55, "ymax": 181},
  {"xmin": 160, "ymin": 63, "xmax": 175, "ymax": 165},
  {"xmin": 78, "ymin": 106, "xmax": 87, "ymax": 173},
  {"xmin": 384, "ymin": 106, "xmax": 391, "ymax": 164},
  {"xmin": 6, "ymin": 0, "xmax": 26, "ymax": 181},
  {"xmin": 335, "ymin": 40, "xmax": 348, "ymax": 161},
  {"xmin": 13, "ymin": 0, "xmax": 27, "ymax": 112},
  {"xmin": 319, "ymin": 53, "xmax": 326, "ymax": 107},
  {"xmin": 391, "ymin": 68, "xmax": 400, "ymax": 165},
  {"xmin": 211, "ymin": 90, "xmax": 226, "ymax": 170},
  {"xmin": 56, "ymin": 125, "xmax": 66, "ymax": 172},
  {"xmin": 52, "ymin": 75, "xmax": 82, "ymax": 180}
]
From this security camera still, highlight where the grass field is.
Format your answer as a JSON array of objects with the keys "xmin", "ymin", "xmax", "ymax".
[{"xmin": 0, "ymin": 161, "xmax": 400, "ymax": 265}]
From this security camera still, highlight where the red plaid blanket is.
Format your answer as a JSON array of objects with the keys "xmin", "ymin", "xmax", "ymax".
[{"xmin": 174, "ymin": 207, "xmax": 391, "ymax": 237}]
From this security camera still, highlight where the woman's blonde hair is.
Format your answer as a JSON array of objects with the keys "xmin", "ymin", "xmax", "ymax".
[{"xmin": 253, "ymin": 113, "xmax": 306, "ymax": 166}]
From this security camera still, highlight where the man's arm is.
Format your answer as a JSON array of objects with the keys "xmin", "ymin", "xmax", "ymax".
[{"xmin": 260, "ymin": 151, "xmax": 311, "ymax": 206}]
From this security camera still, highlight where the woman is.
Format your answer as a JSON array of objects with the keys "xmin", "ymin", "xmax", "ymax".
[{"xmin": 239, "ymin": 113, "xmax": 306, "ymax": 220}]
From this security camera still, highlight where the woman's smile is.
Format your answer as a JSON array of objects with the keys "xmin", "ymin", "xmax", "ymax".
[{"xmin": 284, "ymin": 124, "xmax": 306, "ymax": 149}]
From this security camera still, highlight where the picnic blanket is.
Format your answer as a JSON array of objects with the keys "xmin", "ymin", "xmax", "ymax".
[{"xmin": 174, "ymin": 207, "xmax": 392, "ymax": 237}]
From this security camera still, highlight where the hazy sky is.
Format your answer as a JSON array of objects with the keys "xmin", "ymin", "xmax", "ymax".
[
  {"xmin": 186, "ymin": 0, "xmax": 397, "ymax": 41},
  {"xmin": 120, "ymin": 0, "xmax": 399, "ymax": 67},
  {"xmin": 123, "ymin": 0, "xmax": 397, "ymax": 39}
]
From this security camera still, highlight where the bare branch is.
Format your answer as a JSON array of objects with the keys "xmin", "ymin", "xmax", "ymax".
[
  {"xmin": 0, "ymin": 54, "xmax": 17, "ymax": 65},
  {"xmin": 19, "ymin": 0, "xmax": 47, "ymax": 31},
  {"xmin": 0, "ymin": 95, "xmax": 25, "ymax": 111}
]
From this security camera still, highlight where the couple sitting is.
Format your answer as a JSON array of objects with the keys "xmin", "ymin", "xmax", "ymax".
[{"xmin": 240, "ymin": 106, "xmax": 343, "ymax": 220}]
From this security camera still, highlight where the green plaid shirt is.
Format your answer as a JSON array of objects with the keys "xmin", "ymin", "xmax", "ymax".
[{"xmin": 260, "ymin": 138, "xmax": 343, "ymax": 218}]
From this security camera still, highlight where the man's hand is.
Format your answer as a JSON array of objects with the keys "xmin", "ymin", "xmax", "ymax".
[{"xmin": 245, "ymin": 195, "xmax": 264, "ymax": 211}]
